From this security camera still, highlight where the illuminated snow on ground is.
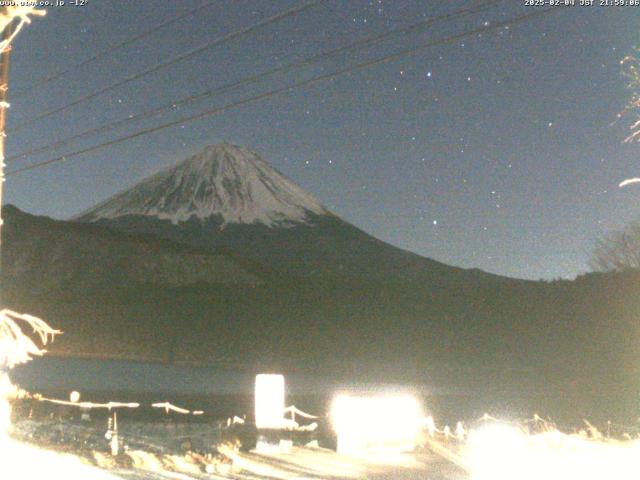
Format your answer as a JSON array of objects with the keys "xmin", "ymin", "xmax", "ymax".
[
  {"xmin": 3, "ymin": 439, "xmax": 120, "ymax": 479},
  {"xmin": 6, "ymin": 412, "xmax": 640, "ymax": 479},
  {"xmin": 464, "ymin": 423, "xmax": 640, "ymax": 480}
]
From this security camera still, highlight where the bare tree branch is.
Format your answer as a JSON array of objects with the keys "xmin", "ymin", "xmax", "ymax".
[
  {"xmin": 0, "ymin": 309, "xmax": 61, "ymax": 369},
  {"xmin": 590, "ymin": 221, "xmax": 640, "ymax": 272}
]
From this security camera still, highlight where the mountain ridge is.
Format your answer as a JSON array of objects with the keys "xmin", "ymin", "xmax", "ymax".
[
  {"xmin": 1, "ymin": 204, "xmax": 266, "ymax": 292},
  {"xmin": 1, "ymin": 206, "xmax": 638, "ymax": 423}
]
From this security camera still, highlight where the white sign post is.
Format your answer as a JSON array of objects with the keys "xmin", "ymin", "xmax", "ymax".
[{"xmin": 255, "ymin": 374, "xmax": 285, "ymax": 430}]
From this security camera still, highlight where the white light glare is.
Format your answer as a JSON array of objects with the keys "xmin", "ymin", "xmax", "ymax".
[
  {"xmin": 465, "ymin": 422, "xmax": 640, "ymax": 480},
  {"xmin": 331, "ymin": 393, "xmax": 423, "ymax": 455}
]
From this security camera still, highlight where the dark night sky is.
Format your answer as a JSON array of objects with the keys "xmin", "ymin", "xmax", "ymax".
[{"xmin": 4, "ymin": 1, "xmax": 640, "ymax": 280}]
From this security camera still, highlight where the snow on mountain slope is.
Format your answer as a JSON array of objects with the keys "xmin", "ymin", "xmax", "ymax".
[{"xmin": 77, "ymin": 143, "xmax": 329, "ymax": 227}]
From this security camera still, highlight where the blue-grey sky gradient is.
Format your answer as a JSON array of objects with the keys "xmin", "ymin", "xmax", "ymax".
[{"xmin": 5, "ymin": 1, "xmax": 640, "ymax": 280}]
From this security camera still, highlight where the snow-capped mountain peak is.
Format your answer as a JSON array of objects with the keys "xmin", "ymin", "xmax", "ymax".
[{"xmin": 77, "ymin": 143, "xmax": 329, "ymax": 227}]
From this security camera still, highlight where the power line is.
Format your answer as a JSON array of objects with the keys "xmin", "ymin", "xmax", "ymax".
[
  {"xmin": 8, "ymin": 0, "xmax": 506, "ymax": 164},
  {"xmin": 8, "ymin": 0, "xmax": 324, "ymax": 132},
  {"xmin": 7, "ymin": 7, "xmax": 562, "ymax": 177},
  {"xmin": 8, "ymin": 6, "xmax": 559, "ymax": 176},
  {"xmin": 12, "ymin": 0, "xmax": 219, "ymax": 97}
]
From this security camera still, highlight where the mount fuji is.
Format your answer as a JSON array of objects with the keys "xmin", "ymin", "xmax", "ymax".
[
  {"xmin": 77, "ymin": 143, "xmax": 328, "ymax": 227},
  {"xmin": 77, "ymin": 143, "xmax": 472, "ymax": 282}
]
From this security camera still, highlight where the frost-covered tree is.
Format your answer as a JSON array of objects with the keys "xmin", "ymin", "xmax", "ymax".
[
  {"xmin": 618, "ymin": 51, "xmax": 640, "ymax": 187},
  {"xmin": 593, "ymin": 49, "xmax": 640, "ymax": 260},
  {"xmin": 620, "ymin": 52, "xmax": 640, "ymax": 142},
  {"xmin": 0, "ymin": 311, "xmax": 59, "ymax": 369},
  {"xmin": 0, "ymin": 311, "xmax": 59, "ymax": 439},
  {"xmin": 0, "ymin": 6, "xmax": 45, "ymax": 51}
]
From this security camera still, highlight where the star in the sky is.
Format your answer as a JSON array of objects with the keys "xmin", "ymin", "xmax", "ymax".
[{"xmin": 13, "ymin": 0, "xmax": 627, "ymax": 281}]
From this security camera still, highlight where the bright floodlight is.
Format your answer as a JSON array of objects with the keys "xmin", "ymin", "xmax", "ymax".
[
  {"xmin": 331, "ymin": 393, "xmax": 422, "ymax": 455},
  {"xmin": 255, "ymin": 374, "xmax": 285, "ymax": 429}
]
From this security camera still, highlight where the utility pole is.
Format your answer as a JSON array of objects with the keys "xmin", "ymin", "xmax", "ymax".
[
  {"xmin": 0, "ymin": 7, "xmax": 46, "ymax": 284},
  {"xmin": 0, "ymin": 8, "xmax": 48, "ymax": 235},
  {"xmin": 0, "ymin": 11, "xmax": 54, "ymax": 447},
  {"xmin": 0, "ymin": 15, "xmax": 13, "ymax": 270}
]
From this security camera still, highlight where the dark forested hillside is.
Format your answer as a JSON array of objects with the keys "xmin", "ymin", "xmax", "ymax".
[{"xmin": 2, "ymin": 205, "xmax": 639, "ymax": 424}]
